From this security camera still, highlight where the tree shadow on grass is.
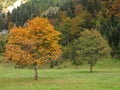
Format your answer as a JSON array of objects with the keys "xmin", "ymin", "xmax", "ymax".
[
  {"xmin": 0, "ymin": 77, "xmax": 69, "ymax": 87},
  {"xmin": 93, "ymin": 70, "xmax": 117, "ymax": 73},
  {"xmin": 0, "ymin": 76, "xmax": 63, "ymax": 84},
  {"xmin": 70, "ymin": 69, "xmax": 117, "ymax": 74},
  {"xmin": 0, "ymin": 77, "xmax": 47, "ymax": 85}
]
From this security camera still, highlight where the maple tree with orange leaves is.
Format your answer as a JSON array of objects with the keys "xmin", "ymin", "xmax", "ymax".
[{"xmin": 5, "ymin": 17, "xmax": 61, "ymax": 80}]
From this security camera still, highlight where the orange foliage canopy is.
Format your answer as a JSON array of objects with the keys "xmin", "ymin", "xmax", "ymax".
[{"xmin": 5, "ymin": 17, "xmax": 61, "ymax": 65}]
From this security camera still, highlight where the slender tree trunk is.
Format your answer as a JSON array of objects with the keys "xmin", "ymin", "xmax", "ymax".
[
  {"xmin": 33, "ymin": 63, "xmax": 38, "ymax": 80},
  {"xmin": 90, "ymin": 65, "xmax": 93, "ymax": 73}
]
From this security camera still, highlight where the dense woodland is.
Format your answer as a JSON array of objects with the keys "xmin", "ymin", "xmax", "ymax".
[{"xmin": 0, "ymin": 0, "xmax": 120, "ymax": 68}]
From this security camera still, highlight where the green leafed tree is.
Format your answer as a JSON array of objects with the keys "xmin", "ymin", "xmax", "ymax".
[
  {"xmin": 0, "ymin": 34, "xmax": 8, "ymax": 54},
  {"xmin": 71, "ymin": 30, "xmax": 111, "ymax": 72},
  {"xmin": 70, "ymin": 11, "xmax": 94, "ymax": 40},
  {"xmin": 58, "ymin": 17, "xmax": 72, "ymax": 46}
]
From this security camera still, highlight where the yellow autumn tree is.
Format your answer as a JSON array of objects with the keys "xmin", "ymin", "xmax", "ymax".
[{"xmin": 5, "ymin": 17, "xmax": 61, "ymax": 80}]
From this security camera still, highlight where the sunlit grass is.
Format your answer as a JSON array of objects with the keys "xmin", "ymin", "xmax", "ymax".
[
  {"xmin": 0, "ymin": 57, "xmax": 120, "ymax": 90},
  {"xmin": 0, "ymin": 68, "xmax": 120, "ymax": 90}
]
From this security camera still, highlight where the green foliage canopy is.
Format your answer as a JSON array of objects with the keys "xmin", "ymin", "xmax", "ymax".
[{"xmin": 71, "ymin": 30, "xmax": 111, "ymax": 72}]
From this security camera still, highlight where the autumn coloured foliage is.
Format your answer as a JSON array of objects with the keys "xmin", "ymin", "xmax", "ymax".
[{"xmin": 5, "ymin": 17, "xmax": 61, "ymax": 67}]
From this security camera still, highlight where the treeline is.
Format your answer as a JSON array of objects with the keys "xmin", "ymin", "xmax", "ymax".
[
  {"xmin": 56, "ymin": 0, "xmax": 120, "ymax": 63},
  {"xmin": 59, "ymin": 0, "xmax": 118, "ymax": 60},
  {"xmin": 0, "ymin": 0, "xmax": 120, "ymax": 67}
]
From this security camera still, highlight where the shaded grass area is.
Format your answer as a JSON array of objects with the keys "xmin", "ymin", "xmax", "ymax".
[
  {"xmin": 0, "ymin": 57, "xmax": 120, "ymax": 90},
  {"xmin": 55, "ymin": 58, "xmax": 120, "ymax": 69}
]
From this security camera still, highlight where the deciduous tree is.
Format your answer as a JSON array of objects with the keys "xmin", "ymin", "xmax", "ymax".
[
  {"xmin": 5, "ymin": 17, "xmax": 61, "ymax": 80},
  {"xmin": 71, "ymin": 30, "xmax": 111, "ymax": 72},
  {"xmin": 58, "ymin": 17, "xmax": 72, "ymax": 46},
  {"xmin": 0, "ymin": 34, "xmax": 8, "ymax": 54}
]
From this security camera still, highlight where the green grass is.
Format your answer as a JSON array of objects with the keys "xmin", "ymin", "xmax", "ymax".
[{"xmin": 0, "ymin": 57, "xmax": 120, "ymax": 90}]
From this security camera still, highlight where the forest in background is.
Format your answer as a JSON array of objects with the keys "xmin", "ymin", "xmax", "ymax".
[{"xmin": 0, "ymin": 0, "xmax": 120, "ymax": 68}]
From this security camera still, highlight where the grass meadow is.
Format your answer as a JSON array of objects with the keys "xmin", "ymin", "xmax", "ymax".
[{"xmin": 0, "ymin": 56, "xmax": 120, "ymax": 90}]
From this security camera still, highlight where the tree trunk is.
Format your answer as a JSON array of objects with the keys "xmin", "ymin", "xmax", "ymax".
[
  {"xmin": 33, "ymin": 63, "xmax": 38, "ymax": 80},
  {"xmin": 90, "ymin": 65, "xmax": 93, "ymax": 73}
]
